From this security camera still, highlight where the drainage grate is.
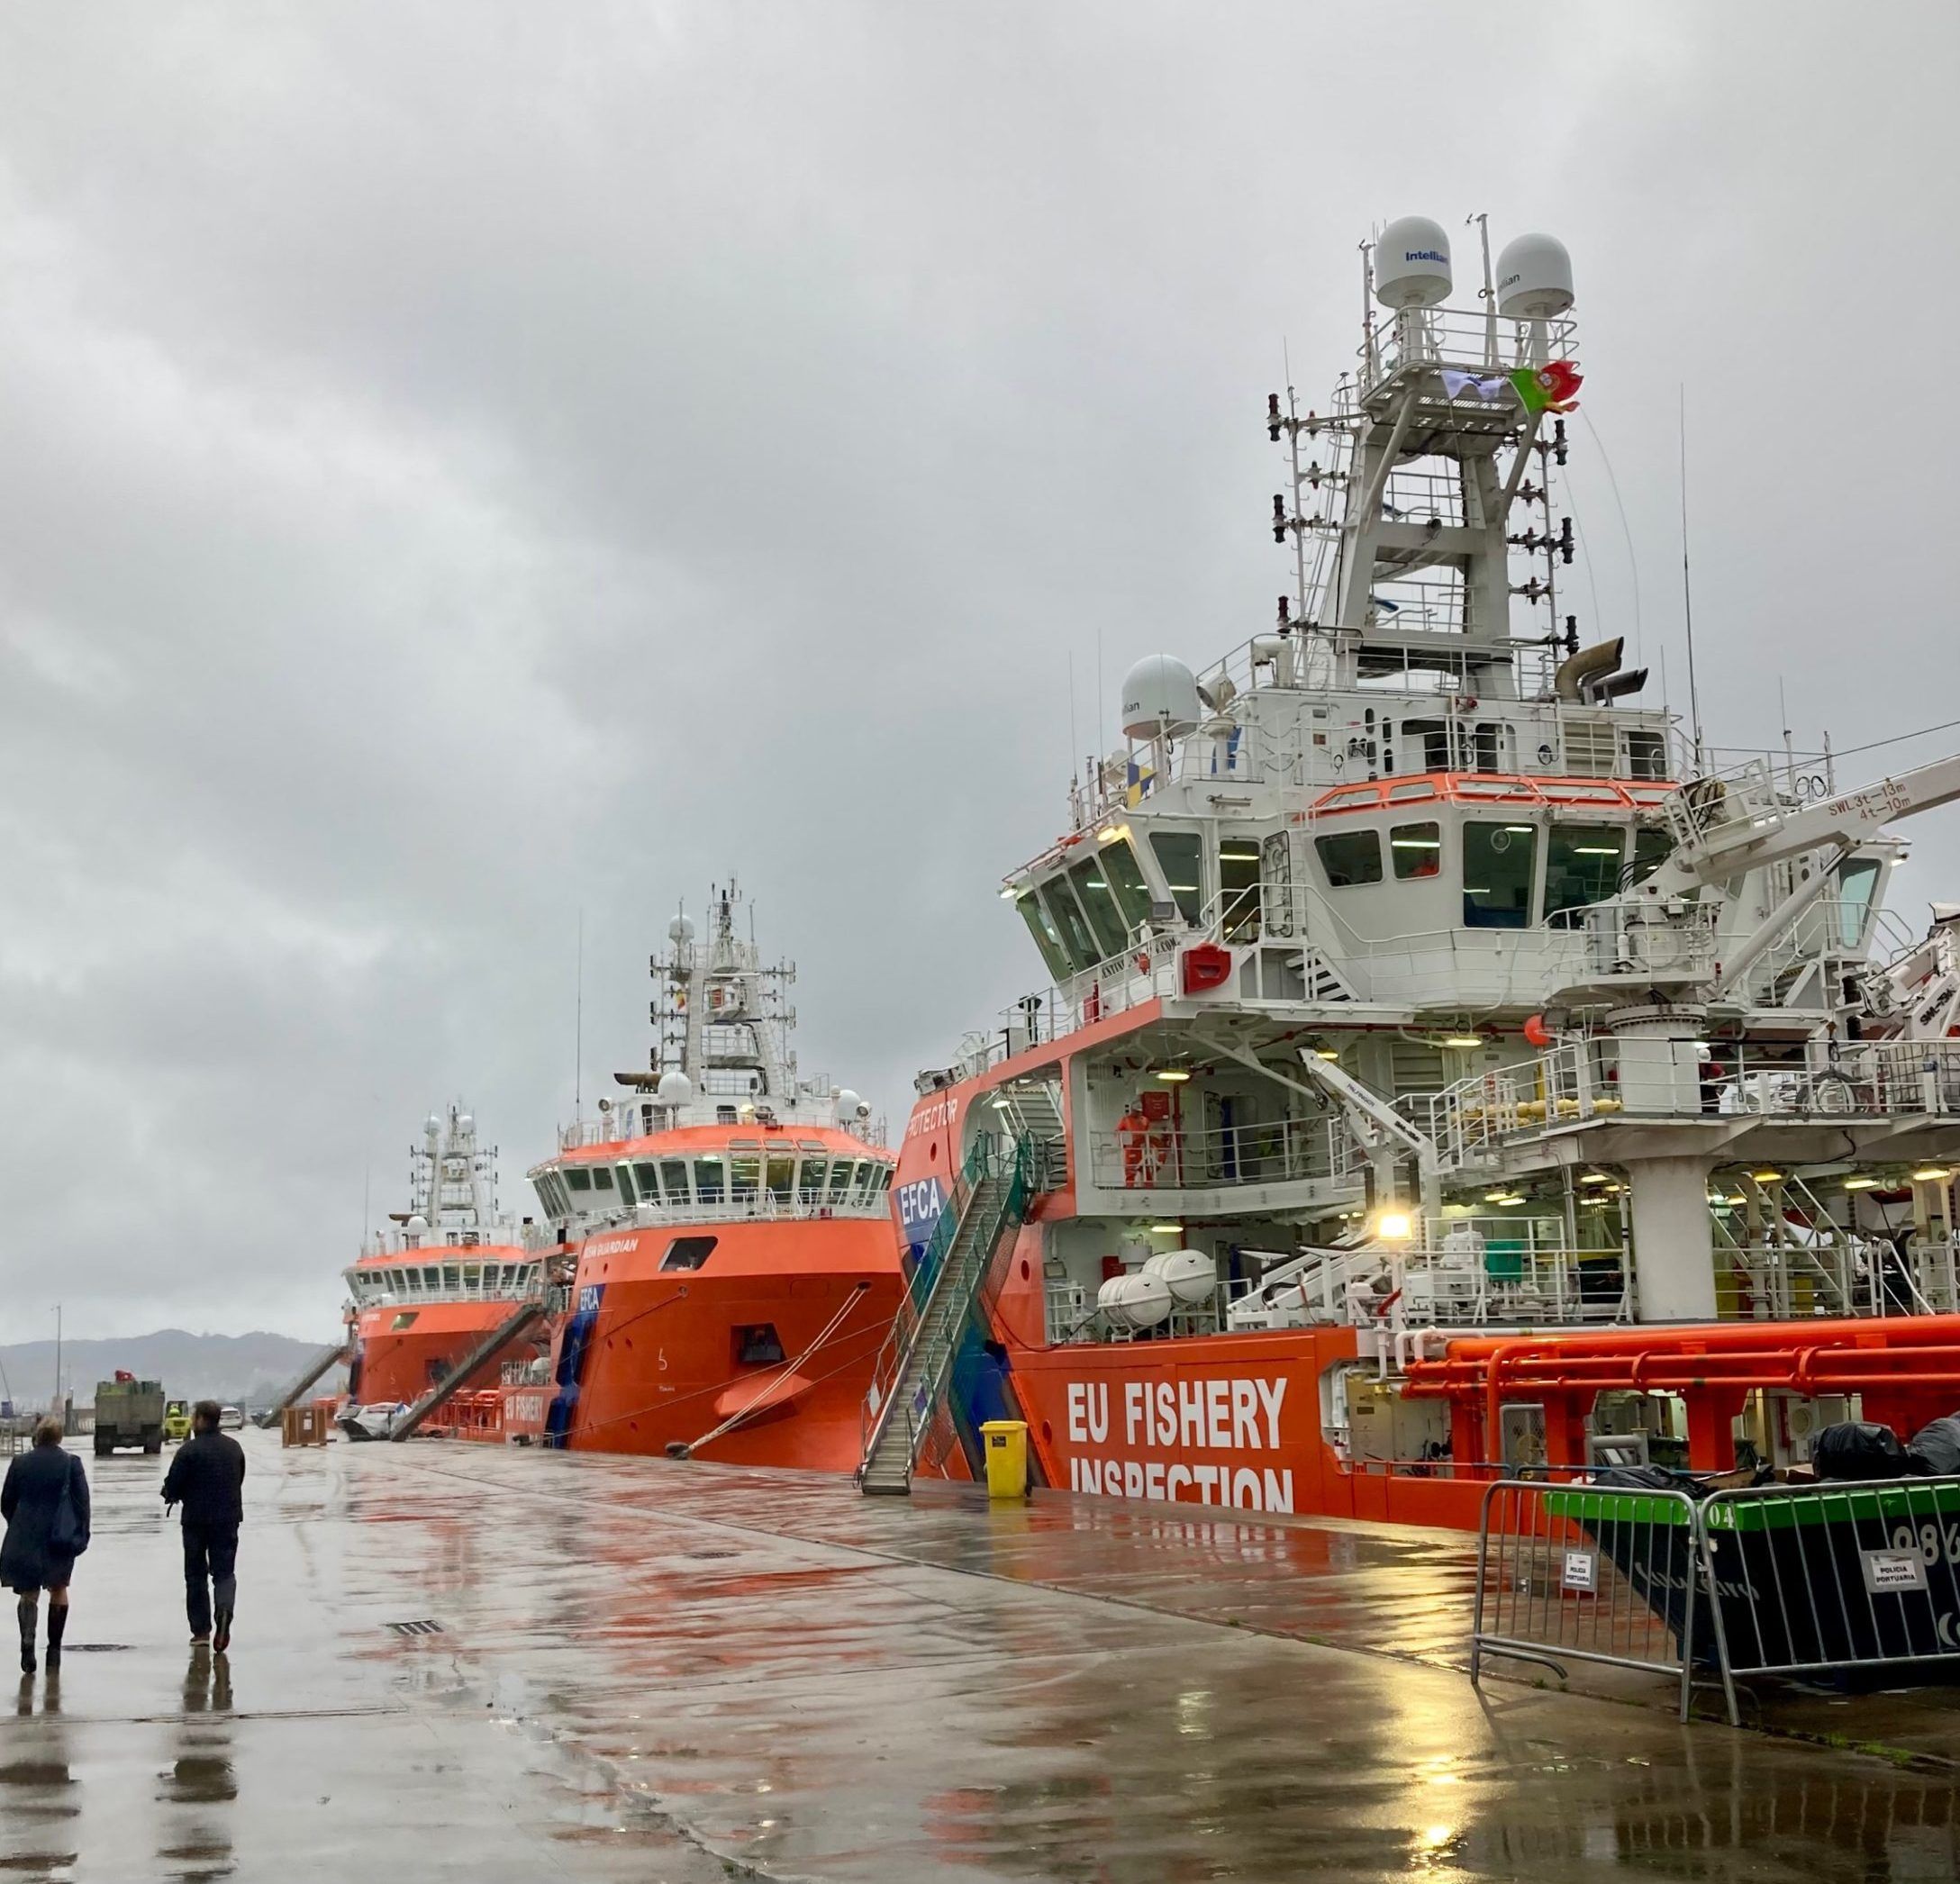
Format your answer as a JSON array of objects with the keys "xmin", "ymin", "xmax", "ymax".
[
  {"xmin": 386, "ymin": 1619, "xmax": 444, "ymax": 1637},
  {"xmin": 66, "ymin": 1643, "xmax": 132, "ymax": 1653}
]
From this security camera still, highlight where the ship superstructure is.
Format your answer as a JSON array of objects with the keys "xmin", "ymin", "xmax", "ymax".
[
  {"xmin": 867, "ymin": 215, "xmax": 1960, "ymax": 1519},
  {"xmin": 531, "ymin": 882, "xmax": 903, "ymax": 1468},
  {"xmin": 343, "ymin": 1103, "xmax": 555, "ymax": 1413}
]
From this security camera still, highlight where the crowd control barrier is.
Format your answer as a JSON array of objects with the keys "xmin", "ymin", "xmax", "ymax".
[{"xmin": 1473, "ymin": 1472, "xmax": 1960, "ymax": 1725}]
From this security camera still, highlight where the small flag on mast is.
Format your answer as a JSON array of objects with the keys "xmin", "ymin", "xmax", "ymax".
[{"xmin": 1508, "ymin": 361, "xmax": 1583, "ymax": 414}]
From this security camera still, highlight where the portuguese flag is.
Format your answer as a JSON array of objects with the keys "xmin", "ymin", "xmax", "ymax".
[{"xmin": 1509, "ymin": 360, "xmax": 1583, "ymax": 414}]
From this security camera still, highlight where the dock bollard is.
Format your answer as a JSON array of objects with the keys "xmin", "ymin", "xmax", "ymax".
[{"xmin": 980, "ymin": 1420, "xmax": 1029, "ymax": 1499}]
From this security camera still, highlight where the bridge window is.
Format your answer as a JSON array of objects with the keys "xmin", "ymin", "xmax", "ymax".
[
  {"xmin": 565, "ymin": 1167, "xmax": 592, "ymax": 1193},
  {"xmin": 1315, "ymin": 829, "xmax": 1384, "ymax": 888},
  {"xmin": 730, "ymin": 1155, "xmax": 760, "ymax": 1202},
  {"xmin": 1098, "ymin": 838, "xmax": 1154, "ymax": 928},
  {"xmin": 1546, "ymin": 824, "xmax": 1626, "ymax": 920},
  {"xmin": 1067, "ymin": 856, "xmax": 1129, "ymax": 957},
  {"xmin": 826, "ymin": 1161, "xmax": 856, "ymax": 1204},
  {"xmin": 633, "ymin": 1162, "xmax": 660, "ymax": 1201},
  {"xmin": 1464, "ymin": 821, "xmax": 1537, "ymax": 928},
  {"xmin": 1148, "ymin": 831, "xmax": 1204, "ymax": 924},
  {"xmin": 1835, "ymin": 856, "xmax": 1883, "ymax": 948},
  {"xmin": 1039, "ymin": 880, "xmax": 1101, "ymax": 974},
  {"xmin": 659, "ymin": 1236, "xmax": 717, "ymax": 1272},
  {"xmin": 1629, "ymin": 825, "xmax": 1673, "ymax": 886},
  {"xmin": 614, "ymin": 1165, "xmax": 638, "ymax": 1206},
  {"xmin": 1015, "ymin": 891, "xmax": 1072, "ymax": 983},
  {"xmin": 694, "ymin": 1157, "xmax": 725, "ymax": 1205},
  {"xmin": 799, "ymin": 1157, "xmax": 830, "ymax": 1202},
  {"xmin": 591, "ymin": 1166, "xmax": 615, "ymax": 1193},
  {"xmin": 1219, "ymin": 840, "xmax": 1262, "ymax": 941},
  {"xmin": 1390, "ymin": 820, "xmax": 1442, "ymax": 880},
  {"xmin": 659, "ymin": 1158, "xmax": 691, "ymax": 1204},
  {"xmin": 766, "ymin": 1155, "xmax": 794, "ymax": 1202},
  {"xmin": 1401, "ymin": 719, "xmax": 1451, "ymax": 772}
]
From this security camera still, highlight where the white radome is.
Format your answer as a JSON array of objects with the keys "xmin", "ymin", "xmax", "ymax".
[
  {"xmin": 1494, "ymin": 232, "xmax": 1574, "ymax": 319},
  {"xmin": 668, "ymin": 914, "xmax": 695, "ymax": 946},
  {"xmin": 1120, "ymin": 655, "xmax": 1202, "ymax": 742},
  {"xmin": 656, "ymin": 1071, "xmax": 694, "ymax": 1106},
  {"xmin": 835, "ymin": 1087, "xmax": 865, "ymax": 1123},
  {"xmin": 1374, "ymin": 214, "xmax": 1453, "ymax": 310}
]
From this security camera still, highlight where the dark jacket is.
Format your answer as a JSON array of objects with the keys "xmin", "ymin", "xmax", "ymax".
[
  {"xmin": 162, "ymin": 1430, "xmax": 247, "ymax": 1527},
  {"xmin": 0, "ymin": 1445, "xmax": 91, "ymax": 1590}
]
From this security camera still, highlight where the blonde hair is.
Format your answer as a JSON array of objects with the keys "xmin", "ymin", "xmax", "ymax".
[{"xmin": 32, "ymin": 1417, "xmax": 64, "ymax": 1448}]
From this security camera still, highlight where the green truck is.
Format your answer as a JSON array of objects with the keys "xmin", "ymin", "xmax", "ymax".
[{"xmin": 94, "ymin": 1373, "xmax": 166, "ymax": 1455}]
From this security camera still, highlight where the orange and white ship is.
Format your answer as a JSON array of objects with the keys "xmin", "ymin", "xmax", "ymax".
[
  {"xmin": 531, "ymin": 883, "xmax": 903, "ymax": 1470},
  {"xmin": 342, "ymin": 1105, "xmax": 559, "ymax": 1437},
  {"xmin": 857, "ymin": 213, "xmax": 1960, "ymax": 1524}
]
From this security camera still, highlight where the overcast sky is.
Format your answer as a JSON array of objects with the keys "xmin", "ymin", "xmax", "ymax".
[{"xmin": 4, "ymin": 3, "xmax": 1957, "ymax": 1341}]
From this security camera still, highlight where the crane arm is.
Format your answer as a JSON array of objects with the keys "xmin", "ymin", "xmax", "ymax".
[{"xmin": 1648, "ymin": 750, "xmax": 1960, "ymax": 898}]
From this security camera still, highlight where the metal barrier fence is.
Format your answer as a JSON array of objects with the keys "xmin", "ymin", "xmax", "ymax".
[
  {"xmin": 1474, "ymin": 1473, "xmax": 1960, "ymax": 1725},
  {"xmin": 1700, "ymin": 1477, "xmax": 1960, "ymax": 1726},
  {"xmin": 1471, "ymin": 1479, "xmax": 1701, "ymax": 1722}
]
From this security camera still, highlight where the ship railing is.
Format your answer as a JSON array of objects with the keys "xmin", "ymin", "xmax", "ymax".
[
  {"xmin": 351, "ymin": 1276, "xmax": 550, "ymax": 1312},
  {"xmin": 1358, "ymin": 302, "xmax": 1578, "ymax": 392},
  {"xmin": 1419, "ymin": 1037, "xmax": 1960, "ymax": 1172},
  {"xmin": 1082, "ymin": 1113, "xmax": 1358, "ymax": 1194},
  {"xmin": 1741, "ymin": 898, "xmax": 1912, "ymax": 1008}
]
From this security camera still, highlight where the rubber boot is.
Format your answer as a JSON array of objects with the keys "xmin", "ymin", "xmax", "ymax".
[
  {"xmin": 16, "ymin": 1599, "xmax": 34, "ymax": 1676},
  {"xmin": 44, "ymin": 1604, "xmax": 66, "ymax": 1671}
]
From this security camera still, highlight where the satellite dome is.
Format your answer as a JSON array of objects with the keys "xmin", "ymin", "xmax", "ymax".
[
  {"xmin": 1494, "ymin": 232, "xmax": 1574, "ymax": 319},
  {"xmin": 656, "ymin": 1071, "xmax": 694, "ymax": 1107},
  {"xmin": 1374, "ymin": 215, "xmax": 1453, "ymax": 310},
  {"xmin": 668, "ymin": 913, "xmax": 695, "ymax": 946},
  {"xmin": 1120, "ymin": 655, "xmax": 1202, "ymax": 741},
  {"xmin": 404, "ymin": 1214, "xmax": 429, "ymax": 1237},
  {"xmin": 457, "ymin": 1111, "xmax": 474, "ymax": 1135},
  {"xmin": 835, "ymin": 1088, "xmax": 864, "ymax": 1123},
  {"xmin": 424, "ymin": 1113, "xmax": 441, "ymax": 1138}
]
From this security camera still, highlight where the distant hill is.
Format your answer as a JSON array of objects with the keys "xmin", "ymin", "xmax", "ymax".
[{"xmin": 0, "ymin": 1329, "xmax": 345, "ymax": 1413}]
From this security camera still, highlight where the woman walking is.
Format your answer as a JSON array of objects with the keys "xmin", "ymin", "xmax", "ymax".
[{"xmin": 1, "ymin": 1418, "xmax": 91, "ymax": 1674}]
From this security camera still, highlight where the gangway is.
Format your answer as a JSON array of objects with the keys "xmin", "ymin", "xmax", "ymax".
[
  {"xmin": 251, "ymin": 1340, "xmax": 350, "ymax": 1428},
  {"xmin": 387, "ymin": 1300, "xmax": 546, "ymax": 1442},
  {"xmin": 858, "ymin": 1137, "xmax": 1030, "ymax": 1494}
]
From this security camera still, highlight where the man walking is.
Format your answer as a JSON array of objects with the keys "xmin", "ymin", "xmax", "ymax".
[{"xmin": 160, "ymin": 1401, "xmax": 246, "ymax": 1652}]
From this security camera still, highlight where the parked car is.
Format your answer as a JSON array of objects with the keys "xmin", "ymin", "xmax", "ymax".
[{"xmin": 217, "ymin": 1405, "xmax": 245, "ymax": 1431}]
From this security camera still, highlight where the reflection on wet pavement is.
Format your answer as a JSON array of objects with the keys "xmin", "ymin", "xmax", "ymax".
[{"xmin": 1, "ymin": 1434, "xmax": 1957, "ymax": 1880}]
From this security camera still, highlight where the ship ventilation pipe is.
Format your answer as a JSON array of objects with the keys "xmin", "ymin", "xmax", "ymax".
[
  {"xmin": 1552, "ymin": 636, "xmax": 1623, "ymax": 702},
  {"xmin": 1583, "ymin": 666, "xmax": 1648, "ymax": 705}
]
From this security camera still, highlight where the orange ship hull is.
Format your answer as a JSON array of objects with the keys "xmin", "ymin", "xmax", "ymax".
[
  {"xmin": 553, "ymin": 1218, "xmax": 903, "ymax": 1472},
  {"xmin": 350, "ymin": 1299, "xmax": 549, "ymax": 1407}
]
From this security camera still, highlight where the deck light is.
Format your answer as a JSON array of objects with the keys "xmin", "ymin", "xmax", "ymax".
[
  {"xmin": 990, "ymin": 1096, "xmax": 1012, "ymax": 1110},
  {"xmin": 1150, "ymin": 1224, "xmax": 1184, "ymax": 1235},
  {"xmin": 1495, "ymin": 1195, "xmax": 1526, "ymax": 1207},
  {"xmin": 1843, "ymin": 1176, "xmax": 1881, "ymax": 1191},
  {"xmin": 1483, "ymin": 1190, "xmax": 1510, "ymax": 1203},
  {"xmin": 1314, "ymin": 1048, "xmax": 1341, "ymax": 1061},
  {"xmin": 1375, "ymin": 1209, "xmax": 1414, "ymax": 1242},
  {"xmin": 1155, "ymin": 1068, "xmax": 1191, "ymax": 1082},
  {"xmin": 1912, "ymin": 1167, "xmax": 1952, "ymax": 1182},
  {"xmin": 1442, "ymin": 1034, "xmax": 1484, "ymax": 1049},
  {"xmin": 1749, "ymin": 1170, "xmax": 1783, "ymax": 1183},
  {"xmin": 1000, "ymin": 886, "xmax": 1019, "ymax": 900},
  {"xmin": 1580, "ymin": 1172, "xmax": 1611, "ymax": 1185}
]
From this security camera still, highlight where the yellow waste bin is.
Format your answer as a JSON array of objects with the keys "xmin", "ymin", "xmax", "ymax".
[{"xmin": 980, "ymin": 1419, "xmax": 1029, "ymax": 1499}]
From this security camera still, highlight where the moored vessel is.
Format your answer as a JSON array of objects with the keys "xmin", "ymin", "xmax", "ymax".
[
  {"xmin": 342, "ymin": 1104, "xmax": 557, "ymax": 1436},
  {"xmin": 532, "ymin": 883, "xmax": 903, "ymax": 1469},
  {"xmin": 860, "ymin": 214, "xmax": 1960, "ymax": 1522}
]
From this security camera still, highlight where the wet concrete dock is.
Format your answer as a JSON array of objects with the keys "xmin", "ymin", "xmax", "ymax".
[{"xmin": 5, "ymin": 1435, "xmax": 1960, "ymax": 1881}]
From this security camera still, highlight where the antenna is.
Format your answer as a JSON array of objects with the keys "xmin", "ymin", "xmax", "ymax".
[
  {"xmin": 1467, "ymin": 211, "xmax": 1497, "ymax": 367},
  {"xmin": 1679, "ymin": 385, "xmax": 1705, "ymax": 772},
  {"xmin": 574, "ymin": 908, "xmax": 585, "ymax": 1122}
]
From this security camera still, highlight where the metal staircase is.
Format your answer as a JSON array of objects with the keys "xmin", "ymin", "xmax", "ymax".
[
  {"xmin": 989, "ymin": 1079, "xmax": 1066, "ymax": 1191},
  {"xmin": 387, "ymin": 1300, "xmax": 546, "ymax": 1441},
  {"xmin": 858, "ymin": 1135, "xmax": 1031, "ymax": 1495}
]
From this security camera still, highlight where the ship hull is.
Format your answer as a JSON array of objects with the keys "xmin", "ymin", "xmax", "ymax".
[
  {"xmin": 350, "ymin": 1300, "xmax": 547, "ymax": 1406},
  {"xmin": 553, "ymin": 1218, "xmax": 904, "ymax": 1472}
]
